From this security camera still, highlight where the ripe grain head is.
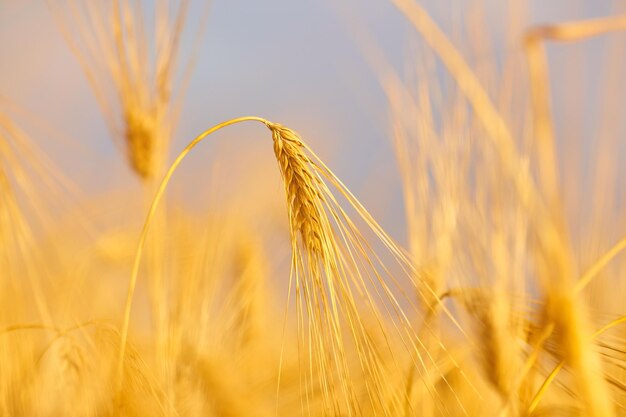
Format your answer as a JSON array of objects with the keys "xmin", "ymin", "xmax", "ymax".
[{"xmin": 269, "ymin": 122, "xmax": 325, "ymax": 258}]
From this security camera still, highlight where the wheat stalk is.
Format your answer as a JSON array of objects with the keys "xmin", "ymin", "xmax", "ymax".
[{"xmin": 524, "ymin": 15, "xmax": 626, "ymax": 207}]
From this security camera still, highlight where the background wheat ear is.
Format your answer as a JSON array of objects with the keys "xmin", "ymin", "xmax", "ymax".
[
  {"xmin": 124, "ymin": 106, "xmax": 159, "ymax": 179},
  {"xmin": 51, "ymin": 0, "xmax": 208, "ymax": 181}
]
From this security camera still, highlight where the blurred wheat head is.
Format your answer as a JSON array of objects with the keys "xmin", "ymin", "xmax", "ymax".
[{"xmin": 50, "ymin": 0, "xmax": 205, "ymax": 180}]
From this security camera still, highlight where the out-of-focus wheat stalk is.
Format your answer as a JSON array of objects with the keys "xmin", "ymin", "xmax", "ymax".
[
  {"xmin": 525, "ymin": 15, "xmax": 626, "ymax": 207},
  {"xmin": 521, "ymin": 17, "xmax": 626, "ymax": 417}
]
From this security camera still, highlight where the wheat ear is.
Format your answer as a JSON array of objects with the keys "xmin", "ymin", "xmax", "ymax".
[
  {"xmin": 50, "ymin": 0, "xmax": 205, "ymax": 180},
  {"xmin": 118, "ymin": 116, "xmax": 461, "ymax": 414}
]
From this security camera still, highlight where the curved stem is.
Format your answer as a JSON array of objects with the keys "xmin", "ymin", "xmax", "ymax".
[
  {"xmin": 528, "ymin": 361, "xmax": 564, "ymax": 414},
  {"xmin": 575, "ymin": 235, "xmax": 626, "ymax": 293},
  {"xmin": 116, "ymin": 116, "xmax": 271, "ymax": 392}
]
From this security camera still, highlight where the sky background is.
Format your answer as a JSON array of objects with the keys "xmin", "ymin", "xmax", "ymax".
[{"xmin": 0, "ymin": 0, "xmax": 624, "ymax": 244}]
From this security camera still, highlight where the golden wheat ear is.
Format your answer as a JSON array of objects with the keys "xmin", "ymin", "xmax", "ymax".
[
  {"xmin": 267, "ymin": 122, "xmax": 478, "ymax": 414},
  {"xmin": 268, "ymin": 123, "xmax": 325, "ymax": 257},
  {"xmin": 118, "ymin": 116, "xmax": 467, "ymax": 414}
]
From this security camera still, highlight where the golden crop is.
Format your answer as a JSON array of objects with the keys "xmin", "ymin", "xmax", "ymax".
[{"xmin": 1, "ymin": 1, "xmax": 624, "ymax": 416}]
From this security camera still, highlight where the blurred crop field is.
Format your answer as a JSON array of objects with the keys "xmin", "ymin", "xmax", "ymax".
[{"xmin": 0, "ymin": 0, "xmax": 625, "ymax": 416}]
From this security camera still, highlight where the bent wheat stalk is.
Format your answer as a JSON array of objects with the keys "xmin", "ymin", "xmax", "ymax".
[
  {"xmin": 524, "ymin": 15, "xmax": 626, "ymax": 205},
  {"xmin": 118, "ymin": 116, "xmax": 461, "ymax": 415}
]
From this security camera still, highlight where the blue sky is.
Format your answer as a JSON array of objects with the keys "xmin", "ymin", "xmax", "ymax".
[{"xmin": 0, "ymin": 0, "xmax": 624, "ymax": 242}]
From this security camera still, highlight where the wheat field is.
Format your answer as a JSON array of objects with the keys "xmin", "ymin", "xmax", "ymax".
[{"xmin": 0, "ymin": 0, "xmax": 625, "ymax": 416}]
